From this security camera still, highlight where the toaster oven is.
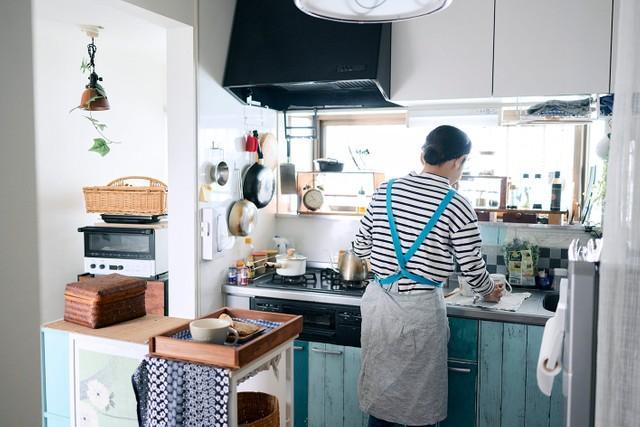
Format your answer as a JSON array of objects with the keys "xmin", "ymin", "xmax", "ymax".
[{"xmin": 78, "ymin": 224, "xmax": 168, "ymax": 278}]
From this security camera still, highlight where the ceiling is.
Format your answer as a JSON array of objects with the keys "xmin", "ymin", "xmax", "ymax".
[{"xmin": 33, "ymin": 0, "xmax": 166, "ymax": 56}]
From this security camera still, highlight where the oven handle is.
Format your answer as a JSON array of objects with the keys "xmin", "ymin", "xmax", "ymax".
[
  {"xmin": 293, "ymin": 346, "xmax": 304, "ymax": 351},
  {"xmin": 311, "ymin": 347, "xmax": 343, "ymax": 356},
  {"xmin": 448, "ymin": 367, "xmax": 472, "ymax": 374}
]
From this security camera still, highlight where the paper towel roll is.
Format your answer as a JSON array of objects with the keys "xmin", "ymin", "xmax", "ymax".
[{"xmin": 537, "ymin": 313, "xmax": 564, "ymax": 396}]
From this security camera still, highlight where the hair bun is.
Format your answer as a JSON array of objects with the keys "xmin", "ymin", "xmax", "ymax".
[{"xmin": 424, "ymin": 146, "xmax": 443, "ymax": 164}]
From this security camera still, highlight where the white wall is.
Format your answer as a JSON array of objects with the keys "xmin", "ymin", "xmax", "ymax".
[
  {"xmin": 33, "ymin": 0, "xmax": 169, "ymax": 322},
  {"xmin": 196, "ymin": 0, "xmax": 278, "ymax": 316},
  {"xmin": 0, "ymin": 1, "xmax": 42, "ymax": 425}
]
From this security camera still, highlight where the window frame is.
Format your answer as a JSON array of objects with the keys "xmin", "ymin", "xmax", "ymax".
[{"xmin": 314, "ymin": 112, "xmax": 587, "ymax": 223}]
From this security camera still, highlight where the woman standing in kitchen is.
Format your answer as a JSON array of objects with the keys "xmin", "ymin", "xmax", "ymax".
[{"xmin": 353, "ymin": 125, "xmax": 504, "ymax": 427}]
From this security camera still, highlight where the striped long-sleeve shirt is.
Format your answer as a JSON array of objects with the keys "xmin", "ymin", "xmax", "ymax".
[{"xmin": 353, "ymin": 171, "xmax": 495, "ymax": 296}]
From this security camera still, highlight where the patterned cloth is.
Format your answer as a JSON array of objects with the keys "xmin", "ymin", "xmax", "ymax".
[{"xmin": 132, "ymin": 357, "xmax": 230, "ymax": 427}]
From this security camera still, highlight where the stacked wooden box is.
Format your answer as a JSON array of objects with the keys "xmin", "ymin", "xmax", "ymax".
[{"xmin": 64, "ymin": 274, "xmax": 146, "ymax": 328}]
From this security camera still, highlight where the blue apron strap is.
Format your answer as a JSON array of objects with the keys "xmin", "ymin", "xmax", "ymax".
[
  {"xmin": 402, "ymin": 189, "xmax": 456, "ymax": 263},
  {"xmin": 379, "ymin": 182, "xmax": 456, "ymax": 288},
  {"xmin": 385, "ymin": 179, "xmax": 405, "ymax": 267}
]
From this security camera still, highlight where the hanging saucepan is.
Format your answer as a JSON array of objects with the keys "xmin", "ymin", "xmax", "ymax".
[
  {"xmin": 243, "ymin": 140, "xmax": 275, "ymax": 209},
  {"xmin": 228, "ymin": 167, "xmax": 258, "ymax": 236}
]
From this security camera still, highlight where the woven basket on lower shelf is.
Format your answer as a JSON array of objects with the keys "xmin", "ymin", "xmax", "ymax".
[
  {"xmin": 237, "ymin": 392, "xmax": 279, "ymax": 427},
  {"xmin": 83, "ymin": 176, "xmax": 167, "ymax": 215}
]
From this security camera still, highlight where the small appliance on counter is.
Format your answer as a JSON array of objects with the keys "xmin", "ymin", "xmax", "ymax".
[{"xmin": 78, "ymin": 222, "xmax": 168, "ymax": 278}]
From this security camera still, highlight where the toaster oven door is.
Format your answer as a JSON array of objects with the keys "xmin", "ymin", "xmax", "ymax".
[{"xmin": 79, "ymin": 227, "xmax": 155, "ymax": 260}]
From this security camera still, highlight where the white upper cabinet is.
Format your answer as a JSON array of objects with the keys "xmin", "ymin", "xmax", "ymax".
[
  {"xmin": 390, "ymin": 0, "xmax": 495, "ymax": 102},
  {"xmin": 493, "ymin": 0, "xmax": 613, "ymax": 97}
]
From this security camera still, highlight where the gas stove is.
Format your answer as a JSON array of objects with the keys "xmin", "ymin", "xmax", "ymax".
[{"xmin": 252, "ymin": 267, "xmax": 369, "ymax": 297}]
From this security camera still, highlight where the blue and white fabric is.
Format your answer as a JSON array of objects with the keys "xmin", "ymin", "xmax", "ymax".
[{"xmin": 132, "ymin": 357, "xmax": 230, "ymax": 427}]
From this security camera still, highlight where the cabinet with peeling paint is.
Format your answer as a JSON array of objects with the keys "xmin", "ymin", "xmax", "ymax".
[{"xmin": 478, "ymin": 321, "xmax": 564, "ymax": 427}]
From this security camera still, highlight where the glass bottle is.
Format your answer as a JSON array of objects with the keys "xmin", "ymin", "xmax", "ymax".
[
  {"xmin": 532, "ymin": 173, "xmax": 544, "ymax": 209},
  {"xmin": 550, "ymin": 171, "xmax": 562, "ymax": 211},
  {"xmin": 356, "ymin": 187, "xmax": 367, "ymax": 215},
  {"xmin": 519, "ymin": 173, "xmax": 531, "ymax": 209}
]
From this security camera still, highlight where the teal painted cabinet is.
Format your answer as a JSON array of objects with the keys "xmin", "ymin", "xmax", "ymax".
[
  {"xmin": 41, "ymin": 329, "xmax": 70, "ymax": 427},
  {"xmin": 448, "ymin": 317, "xmax": 479, "ymax": 361},
  {"xmin": 440, "ymin": 361, "xmax": 478, "ymax": 427},
  {"xmin": 478, "ymin": 321, "xmax": 564, "ymax": 427},
  {"xmin": 440, "ymin": 317, "xmax": 479, "ymax": 427},
  {"xmin": 306, "ymin": 342, "xmax": 367, "ymax": 427},
  {"xmin": 294, "ymin": 340, "xmax": 309, "ymax": 427}
]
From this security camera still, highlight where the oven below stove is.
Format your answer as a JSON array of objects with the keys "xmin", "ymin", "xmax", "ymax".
[{"xmin": 250, "ymin": 296, "xmax": 362, "ymax": 347}]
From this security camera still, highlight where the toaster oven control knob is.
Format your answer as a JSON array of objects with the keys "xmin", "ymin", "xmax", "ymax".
[
  {"xmin": 90, "ymin": 263, "xmax": 96, "ymax": 269},
  {"xmin": 117, "ymin": 265, "xmax": 124, "ymax": 270},
  {"xmin": 99, "ymin": 264, "xmax": 105, "ymax": 269}
]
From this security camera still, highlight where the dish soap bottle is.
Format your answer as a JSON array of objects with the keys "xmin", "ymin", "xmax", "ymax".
[{"xmin": 550, "ymin": 171, "xmax": 562, "ymax": 211}]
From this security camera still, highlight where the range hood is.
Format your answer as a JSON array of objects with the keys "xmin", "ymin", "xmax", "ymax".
[{"xmin": 223, "ymin": 0, "xmax": 397, "ymax": 111}]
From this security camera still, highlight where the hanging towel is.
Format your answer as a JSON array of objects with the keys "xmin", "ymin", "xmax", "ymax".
[{"xmin": 132, "ymin": 357, "xmax": 230, "ymax": 427}]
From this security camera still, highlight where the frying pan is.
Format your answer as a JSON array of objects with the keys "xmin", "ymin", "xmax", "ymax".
[
  {"xmin": 228, "ymin": 167, "xmax": 258, "ymax": 236},
  {"xmin": 243, "ymin": 141, "xmax": 275, "ymax": 209}
]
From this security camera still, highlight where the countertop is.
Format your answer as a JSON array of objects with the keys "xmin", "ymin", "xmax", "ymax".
[
  {"xmin": 42, "ymin": 315, "xmax": 187, "ymax": 344},
  {"xmin": 223, "ymin": 284, "xmax": 555, "ymax": 326}
]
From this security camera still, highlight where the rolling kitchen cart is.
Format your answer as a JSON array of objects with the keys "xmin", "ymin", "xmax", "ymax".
[{"xmin": 149, "ymin": 307, "xmax": 303, "ymax": 427}]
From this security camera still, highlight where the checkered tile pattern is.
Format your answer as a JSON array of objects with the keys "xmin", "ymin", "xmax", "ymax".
[{"xmin": 481, "ymin": 245, "xmax": 569, "ymax": 274}]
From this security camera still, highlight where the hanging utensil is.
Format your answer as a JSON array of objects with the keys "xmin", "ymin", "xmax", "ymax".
[
  {"xmin": 228, "ymin": 166, "xmax": 258, "ymax": 236},
  {"xmin": 259, "ymin": 132, "xmax": 278, "ymax": 171},
  {"xmin": 243, "ymin": 139, "xmax": 275, "ymax": 208},
  {"xmin": 280, "ymin": 111, "xmax": 297, "ymax": 194}
]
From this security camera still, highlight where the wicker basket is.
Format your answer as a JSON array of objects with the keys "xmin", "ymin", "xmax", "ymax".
[
  {"xmin": 83, "ymin": 176, "xmax": 167, "ymax": 215},
  {"xmin": 237, "ymin": 392, "xmax": 279, "ymax": 427}
]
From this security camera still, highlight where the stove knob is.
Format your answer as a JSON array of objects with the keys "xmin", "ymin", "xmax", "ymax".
[
  {"xmin": 90, "ymin": 264, "xmax": 96, "ymax": 269},
  {"xmin": 99, "ymin": 264, "xmax": 105, "ymax": 269},
  {"xmin": 117, "ymin": 265, "xmax": 124, "ymax": 270}
]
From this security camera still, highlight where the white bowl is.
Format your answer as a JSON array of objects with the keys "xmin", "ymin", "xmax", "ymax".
[{"xmin": 189, "ymin": 318, "xmax": 233, "ymax": 344}]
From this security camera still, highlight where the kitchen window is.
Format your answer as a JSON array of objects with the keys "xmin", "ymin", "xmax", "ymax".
[{"xmin": 284, "ymin": 110, "xmax": 607, "ymax": 225}]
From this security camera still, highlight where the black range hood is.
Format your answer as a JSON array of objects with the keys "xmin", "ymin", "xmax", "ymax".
[{"xmin": 223, "ymin": 0, "xmax": 397, "ymax": 111}]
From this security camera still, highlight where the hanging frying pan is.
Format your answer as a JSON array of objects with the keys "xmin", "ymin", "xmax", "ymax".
[{"xmin": 243, "ymin": 140, "xmax": 275, "ymax": 208}]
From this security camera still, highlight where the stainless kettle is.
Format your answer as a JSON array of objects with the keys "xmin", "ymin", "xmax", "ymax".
[{"xmin": 338, "ymin": 249, "xmax": 369, "ymax": 282}]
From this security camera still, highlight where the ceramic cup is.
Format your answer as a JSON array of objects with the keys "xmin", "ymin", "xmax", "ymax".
[
  {"xmin": 189, "ymin": 318, "xmax": 240, "ymax": 345},
  {"xmin": 490, "ymin": 273, "xmax": 513, "ymax": 295}
]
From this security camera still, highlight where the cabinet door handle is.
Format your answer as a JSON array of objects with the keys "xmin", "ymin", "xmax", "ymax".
[
  {"xmin": 293, "ymin": 346, "xmax": 305, "ymax": 351},
  {"xmin": 311, "ymin": 348, "xmax": 343, "ymax": 356},
  {"xmin": 448, "ymin": 367, "xmax": 472, "ymax": 374}
]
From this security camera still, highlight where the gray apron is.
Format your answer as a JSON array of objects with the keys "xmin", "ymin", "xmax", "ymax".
[{"xmin": 358, "ymin": 179, "xmax": 454, "ymax": 425}]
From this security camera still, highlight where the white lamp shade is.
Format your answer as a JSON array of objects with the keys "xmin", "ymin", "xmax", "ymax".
[{"xmin": 294, "ymin": 0, "xmax": 452, "ymax": 23}]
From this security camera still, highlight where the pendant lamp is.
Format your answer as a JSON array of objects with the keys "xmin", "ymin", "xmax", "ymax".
[
  {"xmin": 79, "ymin": 32, "xmax": 110, "ymax": 111},
  {"xmin": 294, "ymin": 0, "xmax": 452, "ymax": 23}
]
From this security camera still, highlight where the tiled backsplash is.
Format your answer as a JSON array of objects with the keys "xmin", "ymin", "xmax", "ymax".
[{"xmin": 481, "ymin": 245, "xmax": 569, "ymax": 275}]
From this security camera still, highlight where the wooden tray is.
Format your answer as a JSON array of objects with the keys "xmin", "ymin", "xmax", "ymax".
[{"xmin": 149, "ymin": 307, "xmax": 302, "ymax": 369}]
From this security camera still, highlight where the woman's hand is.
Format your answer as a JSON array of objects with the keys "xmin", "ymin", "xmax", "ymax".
[{"xmin": 482, "ymin": 282, "xmax": 505, "ymax": 302}]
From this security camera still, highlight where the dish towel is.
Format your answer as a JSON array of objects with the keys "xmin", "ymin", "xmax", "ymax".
[
  {"xmin": 446, "ymin": 292, "xmax": 532, "ymax": 312},
  {"xmin": 132, "ymin": 357, "xmax": 230, "ymax": 427}
]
